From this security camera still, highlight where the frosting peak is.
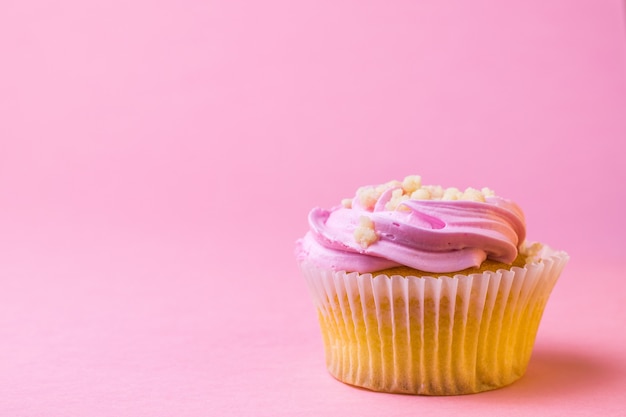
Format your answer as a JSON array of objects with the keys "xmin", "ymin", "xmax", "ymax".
[{"xmin": 296, "ymin": 176, "xmax": 526, "ymax": 273}]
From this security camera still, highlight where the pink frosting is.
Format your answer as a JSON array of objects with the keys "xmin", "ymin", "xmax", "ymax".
[{"xmin": 296, "ymin": 191, "xmax": 526, "ymax": 273}]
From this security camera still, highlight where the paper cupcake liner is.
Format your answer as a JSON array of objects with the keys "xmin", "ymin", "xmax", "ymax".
[{"xmin": 300, "ymin": 245, "xmax": 568, "ymax": 395}]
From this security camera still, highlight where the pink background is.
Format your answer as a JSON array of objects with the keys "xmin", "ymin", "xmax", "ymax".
[{"xmin": 1, "ymin": 0, "xmax": 625, "ymax": 415}]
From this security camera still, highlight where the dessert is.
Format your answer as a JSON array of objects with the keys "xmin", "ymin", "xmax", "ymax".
[{"xmin": 296, "ymin": 175, "xmax": 568, "ymax": 395}]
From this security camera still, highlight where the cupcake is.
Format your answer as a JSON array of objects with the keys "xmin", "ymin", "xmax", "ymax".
[{"xmin": 295, "ymin": 175, "xmax": 568, "ymax": 395}]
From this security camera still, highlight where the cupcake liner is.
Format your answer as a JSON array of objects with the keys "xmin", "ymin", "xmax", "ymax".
[{"xmin": 300, "ymin": 245, "xmax": 568, "ymax": 395}]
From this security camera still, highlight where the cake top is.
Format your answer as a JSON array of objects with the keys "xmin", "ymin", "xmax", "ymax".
[{"xmin": 296, "ymin": 175, "xmax": 526, "ymax": 273}]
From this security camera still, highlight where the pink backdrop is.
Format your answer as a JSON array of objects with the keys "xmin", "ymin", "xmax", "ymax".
[{"xmin": 1, "ymin": 0, "xmax": 625, "ymax": 415}]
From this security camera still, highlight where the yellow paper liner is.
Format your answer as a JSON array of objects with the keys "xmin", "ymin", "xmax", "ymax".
[{"xmin": 301, "ymin": 245, "xmax": 568, "ymax": 395}]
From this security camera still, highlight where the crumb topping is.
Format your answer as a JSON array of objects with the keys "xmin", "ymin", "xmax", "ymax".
[
  {"xmin": 352, "ymin": 175, "xmax": 495, "ymax": 213},
  {"xmin": 385, "ymin": 188, "xmax": 410, "ymax": 211},
  {"xmin": 523, "ymin": 242, "xmax": 544, "ymax": 263},
  {"xmin": 349, "ymin": 175, "xmax": 498, "ymax": 247},
  {"xmin": 353, "ymin": 216, "xmax": 378, "ymax": 248}
]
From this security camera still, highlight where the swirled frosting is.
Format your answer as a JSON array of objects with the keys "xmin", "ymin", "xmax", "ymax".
[{"xmin": 296, "ymin": 177, "xmax": 526, "ymax": 273}]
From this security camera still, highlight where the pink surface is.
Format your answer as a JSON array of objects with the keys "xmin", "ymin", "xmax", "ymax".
[{"xmin": 1, "ymin": 0, "xmax": 625, "ymax": 415}]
